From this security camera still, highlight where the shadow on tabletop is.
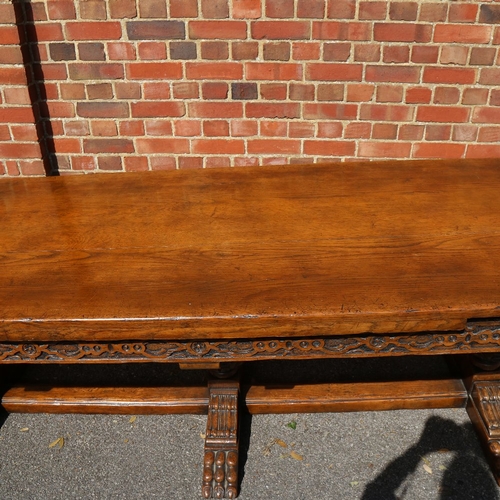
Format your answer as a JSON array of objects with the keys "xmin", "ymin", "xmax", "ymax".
[{"xmin": 362, "ymin": 415, "xmax": 498, "ymax": 500}]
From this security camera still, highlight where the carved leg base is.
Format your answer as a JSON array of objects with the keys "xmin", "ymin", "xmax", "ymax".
[
  {"xmin": 467, "ymin": 378, "xmax": 500, "ymax": 485},
  {"xmin": 202, "ymin": 380, "xmax": 240, "ymax": 499}
]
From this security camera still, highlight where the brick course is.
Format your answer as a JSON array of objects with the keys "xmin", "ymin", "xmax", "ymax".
[{"xmin": 1, "ymin": 0, "xmax": 500, "ymax": 175}]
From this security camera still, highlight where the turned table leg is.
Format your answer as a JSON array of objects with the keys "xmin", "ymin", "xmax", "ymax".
[{"xmin": 202, "ymin": 379, "xmax": 240, "ymax": 499}]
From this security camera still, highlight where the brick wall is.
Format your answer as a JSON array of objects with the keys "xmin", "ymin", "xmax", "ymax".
[{"xmin": 1, "ymin": 0, "xmax": 499, "ymax": 176}]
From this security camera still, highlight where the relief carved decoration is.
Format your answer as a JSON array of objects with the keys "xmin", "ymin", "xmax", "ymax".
[{"xmin": 0, "ymin": 321, "xmax": 499, "ymax": 364}]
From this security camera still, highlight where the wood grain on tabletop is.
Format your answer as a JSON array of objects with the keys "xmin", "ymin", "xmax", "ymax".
[{"xmin": 1, "ymin": 159, "xmax": 500, "ymax": 341}]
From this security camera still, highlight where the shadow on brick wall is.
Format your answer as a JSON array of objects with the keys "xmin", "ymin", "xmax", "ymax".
[{"xmin": 14, "ymin": 0, "xmax": 59, "ymax": 176}]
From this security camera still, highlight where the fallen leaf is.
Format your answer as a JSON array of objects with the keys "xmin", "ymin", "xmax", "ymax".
[
  {"xmin": 438, "ymin": 448, "xmax": 450, "ymax": 454},
  {"xmin": 287, "ymin": 421, "xmax": 297, "ymax": 430},
  {"xmin": 124, "ymin": 439, "xmax": 129, "ymax": 443},
  {"xmin": 20, "ymin": 428, "xmax": 29, "ymax": 432},
  {"xmin": 421, "ymin": 456, "xmax": 431, "ymax": 467},
  {"xmin": 200, "ymin": 432, "xmax": 206, "ymax": 440},
  {"xmin": 439, "ymin": 465, "xmax": 447, "ymax": 471},
  {"xmin": 129, "ymin": 416, "xmax": 137, "ymax": 424},
  {"xmin": 275, "ymin": 439, "xmax": 287, "ymax": 448},
  {"xmin": 290, "ymin": 451, "xmax": 303, "ymax": 461},
  {"xmin": 49, "ymin": 437, "xmax": 64, "ymax": 449},
  {"xmin": 423, "ymin": 463, "xmax": 433, "ymax": 475},
  {"xmin": 350, "ymin": 481, "xmax": 359, "ymax": 487}
]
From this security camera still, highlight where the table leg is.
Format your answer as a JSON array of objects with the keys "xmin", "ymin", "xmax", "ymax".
[{"xmin": 202, "ymin": 379, "xmax": 240, "ymax": 499}]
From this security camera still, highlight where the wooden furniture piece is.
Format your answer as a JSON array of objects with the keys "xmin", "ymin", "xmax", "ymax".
[{"xmin": 1, "ymin": 159, "xmax": 500, "ymax": 498}]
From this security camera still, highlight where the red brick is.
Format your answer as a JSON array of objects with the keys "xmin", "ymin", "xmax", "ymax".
[
  {"xmin": 359, "ymin": 2, "xmax": 387, "ymax": 20},
  {"xmin": 66, "ymin": 22, "xmax": 122, "ymax": 40},
  {"xmin": 139, "ymin": 0, "xmax": 167, "ymax": 18},
  {"xmin": 143, "ymin": 82, "xmax": 170, "ymax": 99},
  {"xmin": 190, "ymin": 21, "xmax": 247, "ymax": 39},
  {"xmin": 289, "ymin": 122, "xmax": 315, "ymax": 138},
  {"xmin": 0, "ymin": 3, "xmax": 16, "ymax": 23},
  {"xmin": 232, "ymin": 83, "xmax": 258, "ymax": 100},
  {"xmin": 266, "ymin": 0, "xmax": 294, "ymax": 18},
  {"xmin": 452, "ymin": 125, "xmax": 478, "ymax": 142},
  {"xmin": 424, "ymin": 124, "xmax": 451, "ymax": 141},
  {"xmin": 98, "ymin": 157, "xmax": 122, "ymax": 171},
  {"xmin": 248, "ymin": 139, "xmax": 300, "ymax": 154},
  {"xmin": 109, "ymin": 0, "xmax": 137, "ymax": 18},
  {"xmin": 186, "ymin": 62, "xmax": 243, "ymax": 80},
  {"xmin": 434, "ymin": 25, "xmax": 491, "ymax": 44},
  {"xmin": 316, "ymin": 84, "xmax": 343, "ymax": 101},
  {"xmin": 260, "ymin": 83, "xmax": 287, "ymax": 100},
  {"xmin": 0, "ymin": 47, "xmax": 23, "ymax": 64},
  {"xmin": 53, "ymin": 137, "xmax": 81, "ymax": 153},
  {"xmin": 328, "ymin": 0, "xmax": 355, "ymax": 19},
  {"xmin": 366, "ymin": 66, "xmax": 420, "ymax": 83},
  {"xmin": 462, "ymin": 88, "xmax": 489, "ymax": 106},
  {"xmin": 139, "ymin": 42, "xmax": 167, "ymax": 60},
  {"xmin": 144, "ymin": 120, "xmax": 173, "ymax": 136},
  {"xmin": 478, "ymin": 127, "xmax": 500, "ymax": 142},
  {"xmin": 290, "ymin": 84, "xmax": 315, "ymax": 101},
  {"xmin": 449, "ymin": 4, "xmax": 478, "ymax": 23},
  {"xmin": 178, "ymin": 157, "xmax": 203, "ymax": 169},
  {"xmin": 344, "ymin": 122, "xmax": 372, "ymax": 139},
  {"xmin": 83, "ymin": 139, "xmax": 134, "ymax": 154},
  {"xmin": 304, "ymin": 140, "xmax": 356, "ymax": 156},
  {"xmin": 313, "ymin": 21, "xmax": 371, "ymax": 41},
  {"xmin": 372, "ymin": 123, "xmax": 398, "ymax": 140},
  {"xmin": 479, "ymin": 68, "xmax": 500, "ymax": 85},
  {"xmin": 174, "ymin": 120, "xmax": 201, "ymax": 136},
  {"xmin": 374, "ymin": 23, "xmax": 431, "ymax": 42},
  {"xmin": 414, "ymin": 143, "xmax": 465, "ymax": 158},
  {"xmin": 115, "ymin": 82, "xmax": 141, "ymax": 99},
  {"xmin": 0, "ymin": 108, "xmax": 35, "ymax": 124},
  {"xmin": 127, "ymin": 62, "xmax": 182, "ymax": 80},
  {"xmin": 383, "ymin": 46, "xmax": 409, "ymax": 63},
  {"xmin": 252, "ymin": 22, "xmax": 310, "ymax": 40},
  {"xmin": 419, "ymin": 3, "xmax": 447, "ymax": 22},
  {"xmin": 0, "ymin": 67, "xmax": 27, "ymax": 85},
  {"xmin": 201, "ymin": 0, "xmax": 229, "ymax": 19},
  {"xmin": 246, "ymin": 62, "xmax": 302, "ymax": 80},
  {"xmin": 189, "ymin": 102, "xmax": 243, "ymax": 118},
  {"xmin": 5, "ymin": 161, "xmax": 20, "ymax": 177},
  {"xmin": 324, "ymin": 43, "xmax": 351, "ymax": 62},
  {"xmin": 131, "ymin": 102, "xmax": 185, "ymax": 118},
  {"xmin": 466, "ymin": 144, "xmax": 500, "ymax": 159},
  {"xmin": 298, "ymin": 0, "xmax": 325, "ymax": 19},
  {"xmin": 417, "ymin": 106, "xmax": 470, "ymax": 123},
  {"xmin": 124, "ymin": 157, "xmax": 149, "ymax": 172},
  {"xmin": 440, "ymin": 45, "xmax": 468, "ymax": 65},
  {"xmin": 390, "ymin": 2, "xmax": 418, "ymax": 21},
  {"xmin": 77, "ymin": 102, "xmax": 129, "ymax": 118},
  {"xmin": 231, "ymin": 120, "xmax": 258, "ymax": 137},
  {"xmin": 47, "ymin": 102, "xmax": 75, "ymax": 118},
  {"xmin": 3, "ymin": 87, "xmax": 30, "ymax": 105},
  {"xmin": 33, "ymin": 24, "xmax": 65, "ymax": 41},
  {"xmin": 201, "ymin": 41, "xmax": 228, "ymax": 60},
  {"xmin": 11, "ymin": 125, "xmax": 38, "ymax": 142},
  {"xmin": 47, "ymin": 1, "xmax": 76, "ymax": 19},
  {"xmin": 411, "ymin": 46, "xmax": 438, "ymax": 64},
  {"xmin": 360, "ymin": 104, "xmax": 412, "ymax": 121},
  {"xmin": 41, "ymin": 63, "xmax": 68, "ymax": 81},
  {"xmin": 151, "ymin": 157, "xmax": 177, "ymax": 170},
  {"xmin": 173, "ymin": 82, "xmax": 199, "ymax": 99},
  {"xmin": 261, "ymin": 121, "xmax": 287, "ymax": 137},
  {"xmin": 193, "ymin": 139, "xmax": 244, "ymax": 154},
  {"xmin": 0, "ymin": 126, "xmax": 10, "ymax": 141},
  {"xmin": 72, "ymin": 156, "xmax": 96, "ymax": 171},
  {"xmin": 233, "ymin": 0, "xmax": 261, "ymax": 19},
  {"xmin": 127, "ymin": 21, "xmax": 185, "ymax": 39},
  {"xmin": 246, "ymin": 103, "xmax": 300, "ymax": 118},
  {"xmin": 108, "ymin": 42, "xmax": 137, "ymax": 60},
  {"xmin": 202, "ymin": 82, "xmax": 229, "ymax": 99},
  {"xmin": 317, "ymin": 122, "xmax": 343, "ymax": 138},
  {"xmin": 19, "ymin": 160, "xmax": 45, "ymax": 176},
  {"xmin": 473, "ymin": 108, "xmax": 500, "ymax": 124},
  {"xmin": 80, "ymin": 0, "xmax": 107, "ymax": 19},
  {"xmin": 292, "ymin": 43, "xmax": 321, "ymax": 60},
  {"xmin": 398, "ymin": 124, "xmax": 424, "ymax": 141},
  {"xmin": 405, "ymin": 87, "xmax": 432, "ymax": 104},
  {"xmin": 119, "ymin": 121, "xmax": 145, "ymax": 136},
  {"xmin": 136, "ymin": 138, "xmax": 189, "ymax": 154},
  {"xmin": 354, "ymin": 44, "xmax": 380, "ymax": 62},
  {"xmin": 307, "ymin": 63, "xmax": 362, "ymax": 81},
  {"xmin": 346, "ymin": 83, "xmax": 373, "ymax": 102},
  {"xmin": 69, "ymin": 63, "xmax": 124, "ymax": 80},
  {"xmin": 423, "ymin": 68, "xmax": 475, "ymax": 85},
  {"xmin": 203, "ymin": 120, "xmax": 229, "ymax": 137},
  {"xmin": 170, "ymin": 0, "xmax": 198, "ymax": 17},
  {"xmin": 232, "ymin": 42, "xmax": 259, "ymax": 60},
  {"xmin": 491, "ymin": 90, "xmax": 500, "ymax": 107},
  {"xmin": 434, "ymin": 87, "xmax": 460, "ymax": 105},
  {"xmin": 358, "ymin": 142, "xmax": 412, "ymax": 158},
  {"xmin": 65, "ymin": 121, "xmax": 90, "ymax": 136},
  {"xmin": 303, "ymin": 103, "xmax": 357, "ymax": 120},
  {"xmin": 376, "ymin": 85, "xmax": 404, "ymax": 103}
]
